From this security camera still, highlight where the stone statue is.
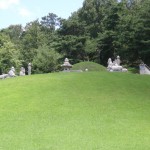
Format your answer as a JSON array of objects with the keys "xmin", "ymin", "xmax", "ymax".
[
  {"xmin": 107, "ymin": 58, "xmax": 113, "ymax": 68},
  {"xmin": 8, "ymin": 66, "xmax": 16, "ymax": 77},
  {"xmin": 107, "ymin": 56, "xmax": 127, "ymax": 72},
  {"xmin": 0, "ymin": 66, "xmax": 16, "ymax": 79},
  {"xmin": 139, "ymin": 63, "xmax": 150, "ymax": 75},
  {"xmin": 20, "ymin": 67, "xmax": 25, "ymax": 76},
  {"xmin": 116, "ymin": 55, "xmax": 121, "ymax": 66},
  {"xmin": 28, "ymin": 63, "xmax": 31, "ymax": 75}
]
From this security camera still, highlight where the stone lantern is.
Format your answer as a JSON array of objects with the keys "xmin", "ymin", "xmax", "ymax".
[{"xmin": 61, "ymin": 58, "xmax": 72, "ymax": 71}]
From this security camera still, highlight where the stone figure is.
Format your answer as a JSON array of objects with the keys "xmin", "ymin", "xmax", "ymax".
[
  {"xmin": 0, "ymin": 66, "xmax": 16, "ymax": 79},
  {"xmin": 20, "ymin": 67, "xmax": 25, "ymax": 76},
  {"xmin": 61, "ymin": 58, "xmax": 72, "ymax": 71},
  {"xmin": 8, "ymin": 66, "xmax": 16, "ymax": 77},
  {"xmin": 139, "ymin": 63, "xmax": 150, "ymax": 75},
  {"xmin": 0, "ymin": 74, "xmax": 8, "ymax": 79},
  {"xmin": 107, "ymin": 56, "xmax": 127, "ymax": 72},
  {"xmin": 28, "ymin": 63, "xmax": 31, "ymax": 75},
  {"xmin": 107, "ymin": 58, "xmax": 113, "ymax": 67},
  {"xmin": 116, "ymin": 55, "xmax": 121, "ymax": 66}
]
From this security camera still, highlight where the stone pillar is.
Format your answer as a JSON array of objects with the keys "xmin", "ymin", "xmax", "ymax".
[
  {"xmin": 28, "ymin": 63, "xmax": 31, "ymax": 75},
  {"xmin": 116, "ymin": 56, "xmax": 121, "ymax": 66}
]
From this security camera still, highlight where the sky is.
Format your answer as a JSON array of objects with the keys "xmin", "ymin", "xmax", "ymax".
[{"xmin": 0, "ymin": 0, "xmax": 84, "ymax": 29}]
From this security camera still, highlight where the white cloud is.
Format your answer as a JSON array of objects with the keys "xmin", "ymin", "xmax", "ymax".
[
  {"xmin": 19, "ymin": 8, "xmax": 32, "ymax": 17},
  {"xmin": 0, "ymin": 0, "xmax": 19, "ymax": 9},
  {"xmin": 0, "ymin": 0, "xmax": 33, "ymax": 18}
]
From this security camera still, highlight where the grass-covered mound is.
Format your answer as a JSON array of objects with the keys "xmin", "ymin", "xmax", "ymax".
[
  {"xmin": 0, "ymin": 72, "xmax": 150, "ymax": 150},
  {"xmin": 71, "ymin": 61, "xmax": 106, "ymax": 71}
]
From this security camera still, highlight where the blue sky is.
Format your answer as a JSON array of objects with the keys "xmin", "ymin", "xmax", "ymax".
[{"xmin": 0, "ymin": 0, "xmax": 84, "ymax": 29}]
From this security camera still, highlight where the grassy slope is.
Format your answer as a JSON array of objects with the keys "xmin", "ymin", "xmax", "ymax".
[
  {"xmin": 71, "ymin": 61, "xmax": 106, "ymax": 71},
  {"xmin": 0, "ymin": 72, "xmax": 150, "ymax": 150}
]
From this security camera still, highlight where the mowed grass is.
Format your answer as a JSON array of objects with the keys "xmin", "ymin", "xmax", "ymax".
[
  {"xmin": 0, "ymin": 72, "xmax": 150, "ymax": 150},
  {"xmin": 71, "ymin": 61, "xmax": 106, "ymax": 72}
]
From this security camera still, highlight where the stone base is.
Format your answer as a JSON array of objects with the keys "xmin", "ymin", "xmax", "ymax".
[{"xmin": 62, "ymin": 70, "xmax": 83, "ymax": 72}]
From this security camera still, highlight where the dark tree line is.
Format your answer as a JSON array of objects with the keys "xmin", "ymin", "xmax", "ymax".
[{"xmin": 0, "ymin": 0, "xmax": 149, "ymax": 74}]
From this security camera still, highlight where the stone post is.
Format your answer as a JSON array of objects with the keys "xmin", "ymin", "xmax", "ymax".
[{"xmin": 28, "ymin": 63, "xmax": 31, "ymax": 75}]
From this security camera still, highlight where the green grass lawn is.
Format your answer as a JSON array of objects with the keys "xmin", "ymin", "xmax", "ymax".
[
  {"xmin": 0, "ymin": 72, "xmax": 150, "ymax": 150},
  {"xmin": 71, "ymin": 61, "xmax": 106, "ymax": 72}
]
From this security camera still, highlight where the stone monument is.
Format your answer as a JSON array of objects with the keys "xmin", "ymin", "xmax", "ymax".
[
  {"xmin": 107, "ymin": 56, "xmax": 128, "ymax": 72},
  {"xmin": 139, "ymin": 63, "xmax": 150, "ymax": 75},
  {"xmin": 0, "ymin": 74, "xmax": 8, "ymax": 79},
  {"xmin": 116, "ymin": 55, "xmax": 121, "ymax": 66},
  {"xmin": 61, "ymin": 58, "xmax": 72, "ymax": 71},
  {"xmin": 8, "ymin": 66, "xmax": 16, "ymax": 77},
  {"xmin": 20, "ymin": 67, "xmax": 25, "ymax": 76},
  {"xmin": 28, "ymin": 63, "xmax": 31, "ymax": 75}
]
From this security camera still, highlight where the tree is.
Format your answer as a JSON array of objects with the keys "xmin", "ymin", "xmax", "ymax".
[
  {"xmin": 33, "ymin": 45, "xmax": 61, "ymax": 73},
  {"xmin": 58, "ymin": 18, "xmax": 85, "ymax": 36},
  {"xmin": 40, "ymin": 13, "xmax": 62, "ymax": 32},
  {"xmin": 115, "ymin": 0, "xmax": 150, "ymax": 65},
  {"xmin": 19, "ymin": 20, "xmax": 41, "ymax": 67},
  {"xmin": 84, "ymin": 38, "xmax": 99, "ymax": 62},
  {"xmin": 56, "ymin": 35, "xmax": 87, "ymax": 64},
  {"xmin": 134, "ymin": 0, "xmax": 150, "ymax": 64},
  {"xmin": 78, "ymin": 0, "xmax": 118, "ymax": 38},
  {"xmin": 0, "ymin": 24, "xmax": 23, "ymax": 44},
  {"xmin": 0, "ymin": 33, "xmax": 21, "ymax": 74}
]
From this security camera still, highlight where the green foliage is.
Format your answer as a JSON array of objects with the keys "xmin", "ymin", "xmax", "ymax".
[
  {"xmin": 0, "ymin": 33, "xmax": 21, "ymax": 73},
  {"xmin": 57, "ymin": 35, "xmax": 87, "ymax": 63},
  {"xmin": 33, "ymin": 45, "xmax": 61, "ymax": 73},
  {"xmin": 134, "ymin": 0, "xmax": 150, "ymax": 64},
  {"xmin": 1, "ymin": 24, "xmax": 22, "ymax": 44},
  {"xmin": 97, "ymin": 30, "xmax": 118, "ymax": 65},
  {"xmin": 84, "ymin": 38, "xmax": 99, "ymax": 61},
  {"xmin": 19, "ymin": 20, "xmax": 40, "ymax": 67},
  {"xmin": 40, "ymin": 13, "xmax": 62, "ymax": 31},
  {"xmin": 58, "ymin": 12, "xmax": 85, "ymax": 36}
]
